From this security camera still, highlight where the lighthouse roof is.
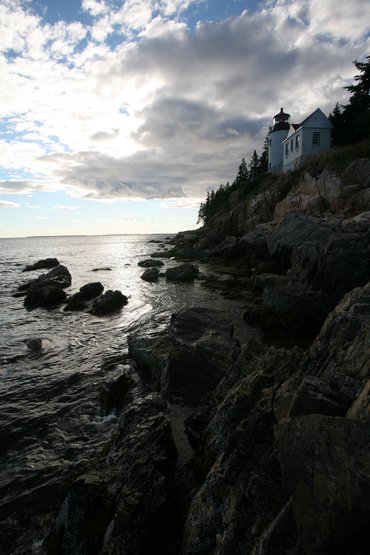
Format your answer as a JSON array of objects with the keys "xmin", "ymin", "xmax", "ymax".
[{"xmin": 273, "ymin": 107, "xmax": 291, "ymax": 120}]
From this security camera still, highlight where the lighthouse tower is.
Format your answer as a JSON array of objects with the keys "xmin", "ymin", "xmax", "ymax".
[{"xmin": 268, "ymin": 108, "xmax": 290, "ymax": 172}]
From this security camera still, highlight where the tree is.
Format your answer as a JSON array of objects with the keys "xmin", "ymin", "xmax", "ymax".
[
  {"xmin": 329, "ymin": 102, "xmax": 345, "ymax": 145},
  {"xmin": 331, "ymin": 57, "xmax": 370, "ymax": 145},
  {"xmin": 257, "ymin": 131, "xmax": 269, "ymax": 174},
  {"xmin": 235, "ymin": 157, "xmax": 249, "ymax": 184},
  {"xmin": 249, "ymin": 150, "xmax": 259, "ymax": 180}
]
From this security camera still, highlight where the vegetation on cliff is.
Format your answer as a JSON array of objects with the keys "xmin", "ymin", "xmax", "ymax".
[{"xmin": 198, "ymin": 56, "xmax": 370, "ymax": 226}]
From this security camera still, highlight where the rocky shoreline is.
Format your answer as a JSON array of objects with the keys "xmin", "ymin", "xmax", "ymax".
[{"xmin": 3, "ymin": 158, "xmax": 370, "ymax": 554}]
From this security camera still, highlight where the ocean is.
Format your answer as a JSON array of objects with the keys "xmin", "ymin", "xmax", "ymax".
[{"xmin": 0, "ymin": 233, "xmax": 239, "ymax": 550}]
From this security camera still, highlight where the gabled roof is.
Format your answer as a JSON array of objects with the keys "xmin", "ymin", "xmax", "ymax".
[
  {"xmin": 298, "ymin": 108, "xmax": 333, "ymax": 129},
  {"xmin": 282, "ymin": 108, "xmax": 332, "ymax": 142}
]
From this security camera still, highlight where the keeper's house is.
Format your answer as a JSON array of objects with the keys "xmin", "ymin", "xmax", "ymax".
[{"xmin": 268, "ymin": 107, "xmax": 333, "ymax": 173}]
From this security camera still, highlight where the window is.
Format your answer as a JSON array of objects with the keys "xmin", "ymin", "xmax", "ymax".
[
  {"xmin": 295, "ymin": 135, "xmax": 300, "ymax": 149},
  {"xmin": 312, "ymin": 132, "xmax": 320, "ymax": 145},
  {"xmin": 290, "ymin": 139, "xmax": 293, "ymax": 152},
  {"xmin": 285, "ymin": 143, "xmax": 289, "ymax": 157}
]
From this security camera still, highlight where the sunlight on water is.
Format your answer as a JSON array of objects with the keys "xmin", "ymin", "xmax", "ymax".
[{"xmin": 0, "ymin": 233, "xmax": 234, "ymax": 523}]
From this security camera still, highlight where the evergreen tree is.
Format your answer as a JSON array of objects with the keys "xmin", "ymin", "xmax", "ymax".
[
  {"xmin": 331, "ymin": 57, "xmax": 370, "ymax": 144},
  {"xmin": 329, "ymin": 102, "xmax": 345, "ymax": 145},
  {"xmin": 235, "ymin": 157, "xmax": 249, "ymax": 184},
  {"xmin": 249, "ymin": 150, "xmax": 259, "ymax": 180}
]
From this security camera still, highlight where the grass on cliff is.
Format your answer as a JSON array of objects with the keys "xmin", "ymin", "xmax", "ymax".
[{"xmin": 230, "ymin": 139, "xmax": 370, "ymax": 209}]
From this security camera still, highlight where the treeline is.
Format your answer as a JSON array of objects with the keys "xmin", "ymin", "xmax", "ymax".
[
  {"xmin": 329, "ymin": 56, "xmax": 370, "ymax": 145},
  {"xmin": 198, "ymin": 56, "xmax": 370, "ymax": 226},
  {"xmin": 197, "ymin": 138, "xmax": 269, "ymax": 224}
]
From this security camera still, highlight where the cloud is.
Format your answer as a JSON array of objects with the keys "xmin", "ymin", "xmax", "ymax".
[
  {"xmin": 0, "ymin": 199, "xmax": 20, "ymax": 208},
  {"xmin": 0, "ymin": 0, "xmax": 369, "ymax": 205},
  {"xmin": 53, "ymin": 205, "xmax": 79, "ymax": 211}
]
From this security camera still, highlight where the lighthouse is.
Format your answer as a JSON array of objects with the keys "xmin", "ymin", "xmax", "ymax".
[{"xmin": 268, "ymin": 108, "xmax": 290, "ymax": 172}]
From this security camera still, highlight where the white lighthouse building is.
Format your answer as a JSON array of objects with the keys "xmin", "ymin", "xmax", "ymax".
[
  {"xmin": 268, "ymin": 107, "xmax": 333, "ymax": 173},
  {"xmin": 268, "ymin": 108, "xmax": 291, "ymax": 173}
]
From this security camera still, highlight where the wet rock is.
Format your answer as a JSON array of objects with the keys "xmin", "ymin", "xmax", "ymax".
[
  {"xmin": 18, "ymin": 264, "xmax": 72, "ymax": 292},
  {"xmin": 140, "ymin": 268, "xmax": 160, "ymax": 282},
  {"xmin": 128, "ymin": 332, "xmax": 171, "ymax": 388},
  {"xmin": 138, "ymin": 259, "xmax": 164, "ymax": 268},
  {"xmin": 45, "ymin": 394, "xmax": 180, "ymax": 555},
  {"xmin": 99, "ymin": 372, "xmax": 133, "ymax": 415},
  {"xmin": 165, "ymin": 263, "xmax": 199, "ymax": 282},
  {"xmin": 275, "ymin": 415, "xmax": 370, "ymax": 554},
  {"xmin": 24, "ymin": 285, "xmax": 67, "ymax": 309},
  {"xmin": 22, "ymin": 258, "xmax": 59, "ymax": 272},
  {"xmin": 91, "ymin": 267, "xmax": 112, "ymax": 272},
  {"xmin": 64, "ymin": 282, "xmax": 104, "ymax": 311},
  {"xmin": 165, "ymin": 307, "xmax": 237, "ymax": 405},
  {"xmin": 88, "ymin": 290, "xmax": 128, "ymax": 316}
]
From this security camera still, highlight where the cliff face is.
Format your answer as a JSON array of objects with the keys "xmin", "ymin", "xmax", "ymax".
[{"xmin": 45, "ymin": 157, "xmax": 370, "ymax": 554}]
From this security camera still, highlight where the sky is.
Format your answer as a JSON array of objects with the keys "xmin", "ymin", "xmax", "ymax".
[{"xmin": 0, "ymin": 0, "xmax": 369, "ymax": 237}]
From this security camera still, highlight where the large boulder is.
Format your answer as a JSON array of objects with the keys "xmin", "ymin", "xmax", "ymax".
[
  {"xmin": 165, "ymin": 264, "xmax": 199, "ymax": 282},
  {"xmin": 88, "ymin": 290, "xmax": 128, "ymax": 316},
  {"xmin": 140, "ymin": 268, "xmax": 160, "ymax": 282},
  {"xmin": 18, "ymin": 264, "xmax": 72, "ymax": 292},
  {"xmin": 24, "ymin": 285, "xmax": 67, "ymax": 309},
  {"xmin": 138, "ymin": 259, "xmax": 164, "ymax": 268},
  {"xmin": 22, "ymin": 258, "xmax": 59, "ymax": 272},
  {"xmin": 64, "ymin": 282, "xmax": 104, "ymax": 311}
]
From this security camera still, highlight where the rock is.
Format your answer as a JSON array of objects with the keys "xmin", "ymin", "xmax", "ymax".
[
  {"xmin": 24, "ymin": 285, "xmax": 67, "ymax": 309},
  {"xmin": 18, "ymin": 264, "xmax": 72, "ymax": 292},
  {"xmin": 45, "ymin": 394, "xmax": 180, "ymax": 555},
  {"xmin": 217, "ymin": 235, "xmax": 241, "ymax": 258},
  {"xmin": 261, "ymin": 285, "xmax": 336, "ymax": 343},
  {"xmin": 140, "ymin": 268, "xmax": 160, "ymax": 282},
  {"xmin": 22, "ymin": 258, "xmax": 59, "ymax": 272},
  {"xmin": 165, "ymin": 264, "xmax": 199, "ymax": 282},
  {"xmin": 151, "ymin": 249, "xmax": 176, "ymax": 258},
  {"xmin": 347, "ymin": 379, "xmax": 370, "ymax": 418},
  {"xmin": 297, "ymin": 283, "xmax": 370, "ymax": 407},
  {"xmin": 64, "ymin": 282, "xmax": 104, "ymax": 311},
  {"xmin": 274, "ymin": 375, "xmax": 348, "ymax": 423},
  {"xmin": 26, "ymin": 338, "xmax": 43, "ymax": 351},
  {"xmin": 138, "ymin": 259, "xmax": 164, "ymax": 268},
  {"xmin": 128, "ymin": 332, "xmax": 171, "ymax": 388},
  {"xmin": 99, "ymin": 372, "xmax": 133, "ymax": 415},
  {"xmin": 275, "ymin": 415, "xmax": 370, "ymax": 554},
  {"xmin": 165, "ymin": 307, "xmax": 237, "ymax": 405},
  {"xmin": 241, "ymin": 214, "xmax": 370, "ymax": 296},
  {"xmin": 342, "ymin": 157, "xmax": 370, "ymax": 189},
  {"xmin": 91, "ymin": 267, "xmax": 112, "ymax": 272},
  {"xmin": 88, "ymin": 290, "xmax": 128, "ymax": 316}
]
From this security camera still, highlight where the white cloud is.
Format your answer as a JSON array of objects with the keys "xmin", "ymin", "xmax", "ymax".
[
  {"xmin": 53, "ymin": 205, "xmax": 79, "ymax": 211},
  {"xmin": 81, "ymin": 0, "xmax": 108, "ymax": 17},
  {"xmin": 0, "ymin": 0, "xmax": 368, "ymax": 206},
  {"xmin": 0, "ymin": 200, "xmax": 20, "ymax": 208}
]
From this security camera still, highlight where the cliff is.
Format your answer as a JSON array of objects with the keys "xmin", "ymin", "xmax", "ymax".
[{"xmin": 45, "ymin": 152, "xmax": 370, "ymax": 554}]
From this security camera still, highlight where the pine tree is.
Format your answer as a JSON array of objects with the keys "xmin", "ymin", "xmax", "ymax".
[
  {"xmin": 333, "ymin": 57, "xmax": 370, "ymax": 144},
  {"xmin": 235, "ymin": 158, "xmax": 249, "ymax": 184},
  {"xmin": 249, "ymin": 150, "xmax": 259, "ymax": 180}
]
